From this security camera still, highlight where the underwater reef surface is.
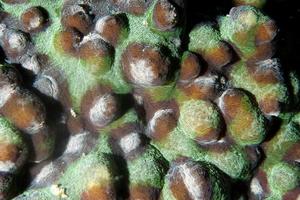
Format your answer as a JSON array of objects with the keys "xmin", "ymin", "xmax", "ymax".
[{"xmin": 0, "ymin": 0, "xmax": 299, "ymax": 199}]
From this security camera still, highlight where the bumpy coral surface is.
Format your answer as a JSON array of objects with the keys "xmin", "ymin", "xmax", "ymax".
[{"xmin": 0, "ymin": 0, "xmax": 299, "ymax": 199}]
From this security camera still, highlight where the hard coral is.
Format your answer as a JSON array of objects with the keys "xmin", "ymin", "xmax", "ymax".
[{"xmin": 0, "ymin": 0, "xmax": 299, "ymax": 199}]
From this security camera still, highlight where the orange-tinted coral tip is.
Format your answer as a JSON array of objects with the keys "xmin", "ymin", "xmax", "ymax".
[
  {"xmin": 129, "ymin": 186, "xmax": 159, "ymax": 200},
  {"xmin": 205, "ymin": 43, "xmax": 232, "ymax": 69},
  {"xmin": 147, "ymin": 109, "xmax": 177, "ymax": 141},
  {"xmin": 255, "ymin": 20, "xmax": 277, "ymax": 45},
  {"xmin": 0, "ymin": 143, "xmax": 19, "ymax": 163},
  {"xmin": 179, "ymin": 52, "xmax": 201, "ymax": 82},
  {"xmin": 169, "ymin": 160, "xmax": 212, "ymax": 200},
  {"xmin": 121, "ymin": 43, "xmax": 170, "ymax": 87},
  {"xmin": 61, "ymin": 4, "xmax": 92, "ymax": 34},
  {"xmin": 152, "ymin": 0, "xmax": 179, "ymax": 31},
  {"xmin": 0, "ymin": 89, "xmax": 46, "ymax": 134},
  {"xmin": 78, "ymin": 34, "xmax": 112, "ymax": 60},
  {"xmin": 21, "ymin": 7, "xmax": 48, "ymax": 33},
  {"xmin": 95, "ymin": 15, "xmax": 127, "ymax": 47},
  {"xmin": 81, "ymin": 185, "xmax": 116, "ymax": 200},
  {"xmin": 56, "ymin": 29, "xmax": 82, "ymax": 55},
  {"xmin": 81, "ymin": 86, "xmax": 119, "ymax": 131}
]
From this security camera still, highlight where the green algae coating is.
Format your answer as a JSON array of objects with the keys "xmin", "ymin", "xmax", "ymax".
[
  {"xmin": 1, "ymin": 0, "xmax": 182, "ymax": 112},
  {"xmin": 160, "ymin": 161, "xmax": 230, "ymax": 200},
  {"xmin": 262, "ymin": 122, "xmax": 300, "ymax": 170},
  {"xmin": 289, "ymin": 71, "xmax": 300, "ymax": 107},
  {"xmin": 258, "ymin": 119, "xmax": 300, "ymax": 199},
  {"xmin": 151, "ymin": 127, "xmax": 206, "ymax": 162},
  {"xmin": 188, "ymin": 24, "xmax": 222, "ymax": 53},
  {"xmin": 219, "ymin": 6, "xmax": 269, "ymax": 58},
  {"xmin": 225, "ymin": 90, "xmax": 267, "ymax": 146},
  {"xmin": 2, "ymin": 1, "xmax": 298, "ymax": 199},
  {"xmin": 268, "ymin": 163, "xmax": 300, "ymax": 194},
  {"xmin": 205, "ymin": 163, "xmax": 231, "ymax": 200},
  {"xmin": 179, "ymin": 99, "xmax": 223, "ymax": 141},
  {"xmin": 0, "ymin": 117, "xmax": 25, "ymax": 146},
  {"xmin": 13, "ymin": 189, "xmax": 55, "ymax": 200},
  {"xmin": 205, "ymin": 144, "xmax": 252, "ymax": 181},
  {"xmin": 57, "ymin": 151, "xmax": 116, "ymax": 199},
  {"xmin": 230, "ymin": 61, "xmax": 288, "ymax": 111},
  {"xmin": 127, "ymin": 146, "xmax": 168, "ymax": 188},
  {"xmin": 146, "ymin": 81, "xmax": 177, "ymax": 102},
  {"xmin": 292, "ymin": 112, "xmax": 300, "ymax": 127},
  {"xmin": 248, "ymin": 115, "xmax": 300, "ymax": 200}
]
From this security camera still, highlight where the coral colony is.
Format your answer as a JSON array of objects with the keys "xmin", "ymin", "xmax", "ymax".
[{"xmin": 0, "ymin": 0, "xmax": 299, "ymax": 199}]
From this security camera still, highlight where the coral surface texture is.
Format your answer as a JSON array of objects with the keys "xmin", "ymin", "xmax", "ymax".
[{"xmin": 0, "ymin": 0, "xmax": 299, "ymax": 199}]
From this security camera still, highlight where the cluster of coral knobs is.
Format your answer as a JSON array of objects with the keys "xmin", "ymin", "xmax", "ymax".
[{"xmin": 0, "ymin": 0, "xmax": 299, "ymax": 199}]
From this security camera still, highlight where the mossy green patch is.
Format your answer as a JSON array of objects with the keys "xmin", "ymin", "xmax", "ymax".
[
  {"xmin": 288, "ymin": 71, "xmax": 300, "ymax": 107},
  {"xmin": 13, "ymin": 188, "xmax": 55, "ymax": 200},
  {"xmin": 178, "ymin": 99, "xmax": 223, "ymax": 141},
  {"xmin": 0, "ymin": 117, "xmax": 25, "ymax": 147},
  {"xmin": 145, "ymin": 81, "xmax": 177, "ymax": 102},
  {"xmin": 259, "ymin": 119, "xmax": 300, "ymax": 200},
  {"xmin": 57, "ymin": 151, "xmax": 116, "ymax": 199},
  {"xmin": 219, "ymin": 6, "xmax": 269, "ymax": 59},
  {"xmin": 151, "ymin": 127, "xmax": 206, "ymax": 162},
  {"xmin": 189, "ymin": 24, "xmax": 222, "ymax": 53},
  {"xmin": 226, "ymin": 91, "xmax": 266, "ymax": 146},
  {"xmin": 230, "ymin": 61, "xmax": 288, "ymax": 111},
  {"xmin": 292, "ymin": 112, "xmax": 300, "ymax": 126},
  {"xmin": 205, "ymin": 144, "xmax": 252, "ymax": 181},
  {"xmin": 268, "ymin": 162, "xmax": 300, "ymax": 194},
  {"xmin": 262, "ymin": 121, "xmax": 300, "ymax": 170},
  {"xmin": 127, "ymin": 146, "xmax": 168, "ymax": 188},
  {"xmin": 13, "ymin": 151, "xmax": 117, "ymax": 199}
]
